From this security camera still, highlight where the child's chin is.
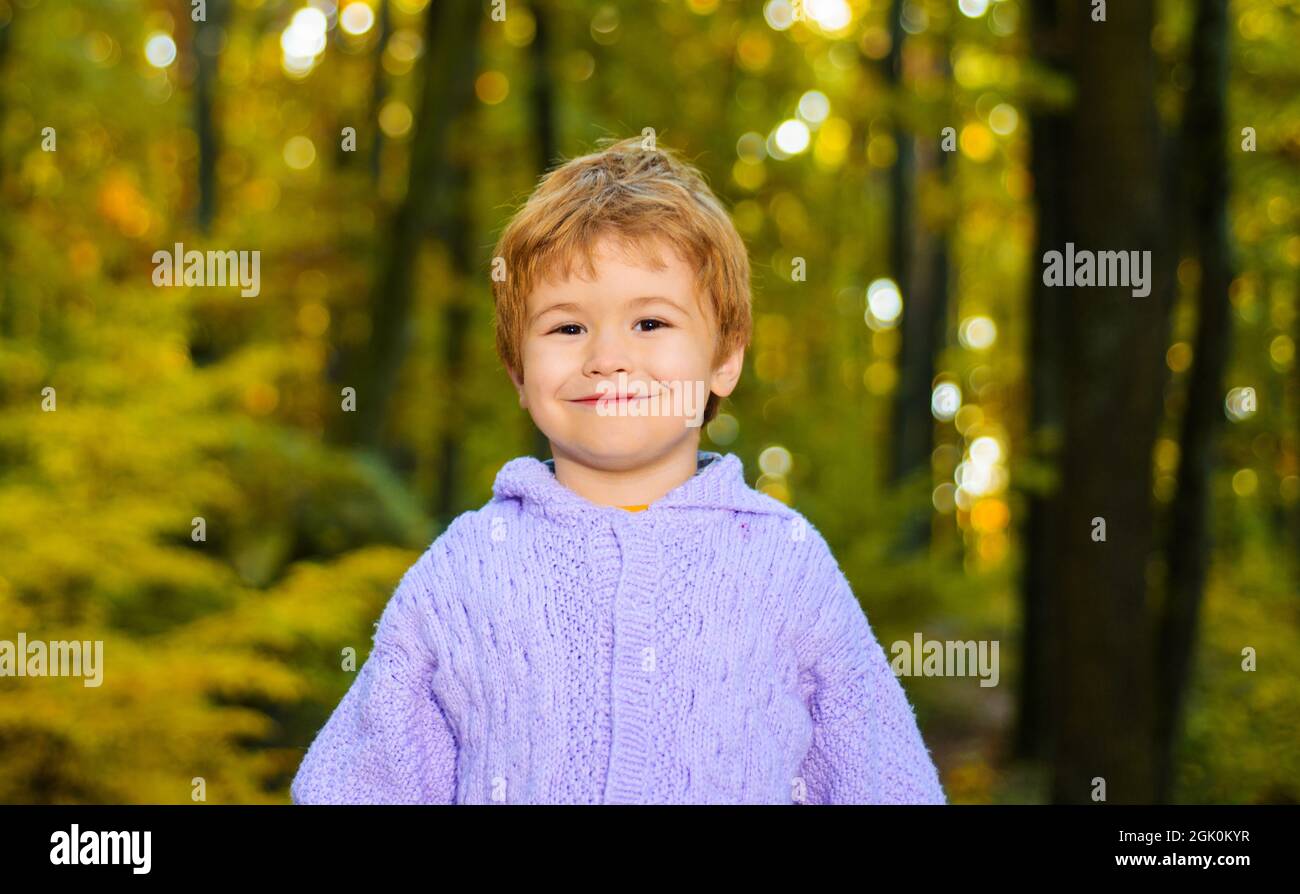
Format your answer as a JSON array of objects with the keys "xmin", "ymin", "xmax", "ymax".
[{"xmin": 572, "ymin": 427, "xmax": 682, "ymax": 454}]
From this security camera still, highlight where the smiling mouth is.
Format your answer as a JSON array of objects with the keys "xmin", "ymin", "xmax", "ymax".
[{"xmin": 569, "ymin": 395, "xmax": 649, "ymax": 405}]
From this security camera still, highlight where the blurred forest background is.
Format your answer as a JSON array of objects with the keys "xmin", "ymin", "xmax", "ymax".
[{"xmin": 0, "ymin": 0, "xmax": 1297, "ymax": 804}]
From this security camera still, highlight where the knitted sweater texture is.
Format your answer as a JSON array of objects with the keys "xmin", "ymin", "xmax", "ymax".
[{"xmin": 290, "ymin": 451, "xmax": 946, "ymax": 804}]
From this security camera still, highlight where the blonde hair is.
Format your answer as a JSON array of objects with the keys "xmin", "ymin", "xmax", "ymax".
[{"xmin": 490, "ymin": 136, "xmax": 752, "ymax": 426}]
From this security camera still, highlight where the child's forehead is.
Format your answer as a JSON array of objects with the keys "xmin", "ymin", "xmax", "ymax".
[
  {"xmin": 526, "ymin": 243, "xmax": 708, "ymax": 318},
  {"xmin": 525, "ymin": 235, "xmax": 712, "ymax": 322},
  {"xmin": 536, "ymin": 232, "xmax": 685, "ymax": 287}
]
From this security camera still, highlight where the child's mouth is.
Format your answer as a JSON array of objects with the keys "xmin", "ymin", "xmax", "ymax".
[{"xmin": 570, "ymin": 396, "xmax": 648, "ymax": 406}]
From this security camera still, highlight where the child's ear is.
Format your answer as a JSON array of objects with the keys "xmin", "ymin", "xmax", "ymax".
[
  {"xmin": 508, "ymin": 368, "xmax": 528, "ymax": 408},
  {"xmin": 709, "ymin": 346, "xmax": 745, "ymax": 399}
]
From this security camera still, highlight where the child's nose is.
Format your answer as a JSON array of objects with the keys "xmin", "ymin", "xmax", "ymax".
[{"xmin": 581, "ymin": 329, "xmax": 633, "ymax": 377}]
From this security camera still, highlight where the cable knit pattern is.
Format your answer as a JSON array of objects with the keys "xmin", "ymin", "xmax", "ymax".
[{"xmin": 290, "ymin": 450, "xmax": 946, "ymax": 804}]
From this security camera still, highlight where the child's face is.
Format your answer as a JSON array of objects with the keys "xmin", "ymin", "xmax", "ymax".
[{"xmin": 510, "ymin": 233, "xmax": 743, "ymax": 467}]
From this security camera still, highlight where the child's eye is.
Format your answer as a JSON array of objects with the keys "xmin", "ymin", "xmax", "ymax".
[{"xmin": 547, "ymin": 319, "xmax": 669, "ymax": 335}]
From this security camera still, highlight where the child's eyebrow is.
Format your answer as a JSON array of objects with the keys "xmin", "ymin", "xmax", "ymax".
[
  {"xmin": 629, "ymin": 295, "xmax": 687, "ymax": 313},
  {"xmin": 531, "ymin": 295, "xmax": 689, "ymax": 326},
  {"xmin": 531, "ymin": 301, "xmax": 582, "ymax": 325}
]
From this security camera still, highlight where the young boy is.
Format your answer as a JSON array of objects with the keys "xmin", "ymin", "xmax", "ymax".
[{"xmin": 290, "ymin": 137, "xmax": 946, "ymax": 805}]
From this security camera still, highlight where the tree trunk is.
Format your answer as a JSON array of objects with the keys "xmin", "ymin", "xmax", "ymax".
[
  {"xmin": 1048, "ymin": 0, "xmax": 1176, "ymax": 804},
  {"xmin": 884, "ymin": 1, "xmax": 951, "ymax": 554},
  {"xmin": 192, "ymin": 0, "xmax": 226, "ymax": 233},
  {"xmin": 1156, "ymin": 0, "xmax": 1233, "ymax": 804},
  {"xmin": 1015, "ymin": 0, "xmax": 1070, "ymax": 764},
  {"xmin": 889, "ymin": 107, "xmax": 950, "ymax": 549},
  {"xmin": 329, "ymin": 0, "xmax": 481, "ymax": 449}
]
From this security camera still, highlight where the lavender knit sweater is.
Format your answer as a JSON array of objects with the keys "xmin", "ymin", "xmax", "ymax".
[{"xmin": 290, "ymin": 450, "xmax": 946, "ymax": 804}]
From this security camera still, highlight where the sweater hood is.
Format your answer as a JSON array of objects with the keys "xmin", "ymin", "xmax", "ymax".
[{"xmin": 490, "ymin": 450, "xmax": 796, "ymax": 521}]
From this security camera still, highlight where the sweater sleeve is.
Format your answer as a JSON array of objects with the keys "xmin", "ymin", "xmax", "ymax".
[
  {"xmin": 290, "ymin": 558, "xmax": 459, "ymax": 804},
  {"xmin": 793, "ymin": 534, "xmax": 946, "ymax": 805}
]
